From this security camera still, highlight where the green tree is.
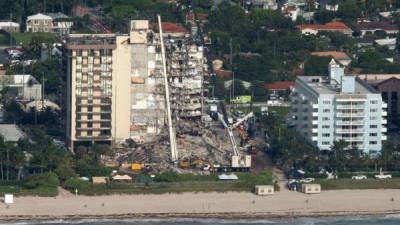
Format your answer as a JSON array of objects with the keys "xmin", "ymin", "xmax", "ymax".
[
  {"xmin": 304, "ymin": 55, "xmax": 331, "ymax": 76},
  {"xmin": 314, "ymin": 9, "xmax": 336, "ymax": 24},
  {"xmin": 330, "ymin": 140, "xmax": 348, "ymax": 171},
  {"xmin": 337, "ymin": 0, "xmax": 361, "ymax": 23}
]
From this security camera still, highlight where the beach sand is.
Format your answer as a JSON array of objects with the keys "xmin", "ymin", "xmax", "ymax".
[{"xmin": 1, "ymin": 189, "xmax": 400, "ymax": 220}]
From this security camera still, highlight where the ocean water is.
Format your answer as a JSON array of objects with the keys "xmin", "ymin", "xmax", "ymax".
[{"xmin": 2, "ymin": 216, "xmax": 400, "ymax": 225}]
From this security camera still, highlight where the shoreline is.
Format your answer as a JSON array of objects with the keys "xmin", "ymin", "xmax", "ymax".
[
  {"xmin": 1, "ymin": 211, "xmax": 400, "ymax": 221},
  {"xmin": 1, "ymin": 189, "xmax": 400, "ymax": 221}
]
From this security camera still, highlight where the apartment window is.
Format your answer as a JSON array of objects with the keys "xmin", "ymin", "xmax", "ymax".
[
  {"xmin": 323, "ymin": 109, "xmax": 330, "ymax": 113},
  {"xmin": 369, "ymin": 133, "xmax": 377, "ymax": 137},
  {"xmin": 87, "ymin": 130, "xmax": 93, "ymax": 136},
  {"xmin": 370, "ymin": 125, "xmax": 378, "ymax": 128},
  {"xmin": 44, "ymin": 20, "xmax": 48, "ymax": 25},
  {"xmin": 370, "ymin": 100, "xmax": 378, "ymax": 104},
  {"xmin": 302, "ymin": 124, "xmax": 308, "ymax": 128},
  {"xmin": 313, "ymin": 125, "xmax": 318, "ymax": 128},
  {"xmin": 370, "ymin": 116, "xmax": 377, "ymax": 120},
  {"xmin": 88, "ymin": 114, "xmax": 93, "ymax": 120},
  {"xmin": 322, "ymin": 133, "xmax": 330, "ymax": 137},
  {"xmin": 302, "ymin": 116, "xmax": 308, "ymax": 120},
  {"xmin": 323, "ymin": 100, "xmax": 331, "ymax": 104},
  {"xmin": 322, "ymin": 117, "xmax": 330, "ymax": 121},
  {"xmin": 370, "ymin": 108, "xmax": 378, "ymax": 112},
  {"xmin": 88, "ymin": 106, "xmax": 93, "ymax": 112},
  {"xmin": 322, "ymin": 125, "xmax": 330, "ymax": 129},
  {"xmin": 87, "ymin": 122, "xmax": 93, "ymax": 128},
  {"xmin": 34, "ymin": 20, "xmax": 39, "ymax": 25},
  {"xmin": 322, "ymin": 141, "xmax": 330, "ymax": 145},
  {"xmin": 369, "ymin": 141, "xmax": 377, "ymax": 145}
]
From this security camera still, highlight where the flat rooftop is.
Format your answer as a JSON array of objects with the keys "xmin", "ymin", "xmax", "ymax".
[
  {"xmin": 297, "ymin": 76, "xmax": 377, "ymax": 95},
  {"xmin": 0, "ymin": 124, "xmax": 25, "ymax": 142},
  {"xmin": 66, "ymin": 34, "xmax": 116, "ymax": 49}
]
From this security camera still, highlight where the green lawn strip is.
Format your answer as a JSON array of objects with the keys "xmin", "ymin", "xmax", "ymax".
[
  {"xmin": 318, "ymin": 178, "xmax": 400, "ymax": 190},
  {"xmin": 11, "ymin": 32, "xmax": 56, "ymax": 45},
  {"xmin": 0, "ymin": 185, "xmax": 58, "ymax": 197},
  {"xmin": 67, "ymin": 171, "xmax": 273, "ymax": 196}
]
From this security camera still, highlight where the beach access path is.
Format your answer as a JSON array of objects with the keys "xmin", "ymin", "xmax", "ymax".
[{"xmin": 1, "ymin": 189, "xmax": 400, "ymax": 219}]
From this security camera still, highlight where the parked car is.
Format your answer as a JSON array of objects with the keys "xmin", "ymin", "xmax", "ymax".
[
  {"xmin": 375, "ymin": 174, "xmax": 392, "ymax": 179},
  {"xmin": 375, "ymin": 168, "xmax": 392, "ymax": 179},
  {"xmin": 352, "ymin": 175, "xmax": 367, "ymax": 180},
  {"xmin": 300, "ymin": 178, "xmax": 315, "ymax": 183}
]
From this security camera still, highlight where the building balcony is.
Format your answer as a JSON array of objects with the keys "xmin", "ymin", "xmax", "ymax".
[
  {"xmin": 312, "ymin": 112, "xmax": 318, "ymax": 117},
  {"xmin": 382, "ymin": 111, "xmax": 387, "ymax": 116},
  {"xmin": 382, "ymin": 102, "xmax": 387, "ymax": 108},
  {"xmin": 336, "ymin": 121, "xmax": 364, "ymax": 126},
  {"xmin": 336, "ymin": 129, "xmax": 364, "ymax": 134},
  {"xmin": 311, "ymin": 136, "xmax": 318, "ymax": 141},
  {"xmin": 336, "ymin": 113, "xmax": 364, "ymax": 118},
  {"xmin": 336, "ymin": 104, "xmax": 364, "ymax": 110},
  {"xmin": 337, "ymin": 137, "xmax": 364, "ymax": 142},
  {"xmin": 382, "ymin": 127, "xmax": 387, "ymax": 132},
  {"xmin": 382, "ymin": 119, "xmax": 387, "ymax": 124},
  {"xmin": 312, "ymin": 104, "xmax": 318, "ymax": 109},
  {"xmin": 382, "ymin": 135, "xmax": 387, "ymax": 141},
  {"xmin": 312, "ymin": 120, "xmax": 318, "ymax": 125},
  {"xmin": 312, "ymin": 128, "xmax": 318, "ymax": 133}
]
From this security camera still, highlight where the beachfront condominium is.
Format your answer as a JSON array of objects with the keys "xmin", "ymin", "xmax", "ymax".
[
  {"xmin": 66, "ymin": 20, "xmax": 166, "ymax": 150},
  {"xmin": 66, "ymin": 20, "xmax": 207, "ymax": 150},
  {"xmin": 290, "ymin": 60, "xmax": 387, "ymax": 154}
]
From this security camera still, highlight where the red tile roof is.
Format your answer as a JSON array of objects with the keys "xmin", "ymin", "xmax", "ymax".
[
  {"xmin": 215, "ymin": 69, "xmax": 233, "ymax": 78},
  {"xmin": 311, "ymin": 51, "xmax": 351, "ymax": 60},
  {"xmin": 186, "ymin": 12, "xmax": 208, "ymax": 21},
  {"xmin": 161, "ymin": 22, "xmax": 188, "ymax": 33},
  {"xmin": 264, "ymin": 81, "xmax": 295, "ymax": 90},
  {"xmin": 297, "ymin": 22, "xmax": 351, "ymax": 31}
]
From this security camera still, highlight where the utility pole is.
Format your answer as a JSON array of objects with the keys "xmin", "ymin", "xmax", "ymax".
[
  {"xmin": 230, "ymin": 38, "xmax": 233, "ymax": 104},
  {"xmin": 41, "ymin": 76, "xmax": 45, "ymax": 110}
]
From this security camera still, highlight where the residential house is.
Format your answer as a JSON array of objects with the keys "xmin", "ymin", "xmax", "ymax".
[
  {"xmin": 26, "ymin": 13, "xmax": 73, "ymax": 35},
  {"xmin": 355, "ymin": 21, "xmax": 399, "ymax": 37},
  {"xmin": 357, "ymin": 74, "xmax": 400, "ymax": 127},
  {"xmin": 374, "ymin": 37, "xmax": 397, "ymax": 50},
  {"xmin": 311, "ymin": 51, "xmax": 352, "ymax": 66},
  {"xmin": 251, "ymin": 0, "xmax": 278, "ymax": 10},
  {"xmin": 297, "ymin": 22, "xmax": 353, "ymax": 36},
  {"xmin": 47, "ymin": 12, "xmax": 73, "ymax": 35},
  {"xmin": 0, "ymin": 75, "xmax": 42, "ymax": 101},
  {"xmin": 0, "ymin": 21, "xmax": 20, "ymax": 33},
  {"xmin": 26, "ymin": 13, "xmax": 53, "ymax": 33}
]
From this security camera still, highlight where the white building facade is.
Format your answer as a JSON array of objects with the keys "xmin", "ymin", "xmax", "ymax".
[{"xmin": 290, "ymin": 60, "xmax": 387, "ymax": 154}]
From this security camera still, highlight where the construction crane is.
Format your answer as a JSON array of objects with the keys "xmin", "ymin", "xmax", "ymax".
[
  {"xmin": 218, "ymin": 112, "xmax": 253, "ymax": 168},
  {"xmin": 158, "ymin": 15, "xmax": 178, "ymax": 162}
]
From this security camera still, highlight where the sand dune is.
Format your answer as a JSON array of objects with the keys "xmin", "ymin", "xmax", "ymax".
[{"xmin": 1, "ymin": 189, "xmax": 400, "ymax": 219}]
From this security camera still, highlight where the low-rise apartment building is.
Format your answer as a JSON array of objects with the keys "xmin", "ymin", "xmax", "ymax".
[{"xmin": 290, "ymin": 60, "xmax": 387, "ymax": 154}]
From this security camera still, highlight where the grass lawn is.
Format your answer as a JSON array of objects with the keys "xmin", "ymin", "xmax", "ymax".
[
  {"xmin": 269, "ymin": 106, "xmax": 290, "ymax": 118},
  {"xmin": 66, "ymin": 171, "xmax": 274, "ymax": 196},
  {"xmin": 0, "ymin": 184, "xmax": 58, "ymax": 197},
  {"xmin": 11, "ymin": 32, "xmax": 56, "ymax": 45},
  {"xmin": 319, "ymin": 178, "xmax": 400, "ymax": 190}
]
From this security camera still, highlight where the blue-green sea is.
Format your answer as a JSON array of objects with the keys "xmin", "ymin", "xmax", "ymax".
[{"xmin": 2, "ymin": 216, "xmax": 400, "ymax": 225}]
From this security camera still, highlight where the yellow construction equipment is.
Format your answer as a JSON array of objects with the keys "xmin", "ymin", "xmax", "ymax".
[{"xmin": 131, "ymin": 163, "xmax": 144, "ymax": 171}]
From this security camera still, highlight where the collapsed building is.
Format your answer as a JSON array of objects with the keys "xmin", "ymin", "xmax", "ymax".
[{"xmin": 65, "ymin": 20, "xmax": 210, "ymax": 154}]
